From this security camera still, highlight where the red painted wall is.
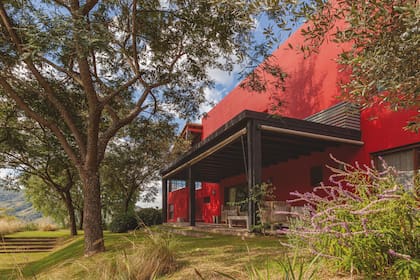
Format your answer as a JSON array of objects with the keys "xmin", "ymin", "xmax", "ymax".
[
  {"xmin": 202, "ymin": 23, "xmax": 349, "ymax": 139},
  {"xmin": 167, "ymin": 183, "xmax": 221, "ymax": 223},
  {"xmin": 219, "ymin": 145, "xmax": 361, "ymax": 204},
  {"xmin": 168, "ymin": 19, "xmax": 419, "ymax": 223}
]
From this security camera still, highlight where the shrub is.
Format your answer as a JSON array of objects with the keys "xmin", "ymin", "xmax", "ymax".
[
  {"xmin": 136, "ymin": 208, "xmax": 162, "ymax": 227},
  {"xmin": 284, "ymin": 155, "xmax": 420, "ymax": 279},
  {"xmin": 23, "ymin": 222, "xmax": 38, "ymax": 231},
  {"xmin": 109, "ymin": 212, "xmax": 139, "ymax": 233},
  {"xmin": 37, "ymin": 221, "xmax": 58, "ymax": 231}
]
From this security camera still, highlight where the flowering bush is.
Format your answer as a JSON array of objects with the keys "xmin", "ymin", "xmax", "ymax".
[{"xmin": 284, "ymin": 155, "xmax": 419, "ymax": 279}]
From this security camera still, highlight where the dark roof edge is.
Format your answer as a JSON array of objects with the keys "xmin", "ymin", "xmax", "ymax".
[{"xmin": 161, "ymin": 110, "xmax": 362, "ymax": 176}]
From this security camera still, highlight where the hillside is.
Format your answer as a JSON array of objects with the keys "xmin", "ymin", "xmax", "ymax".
[{"xmin": 0, "ymin": 188, "xmax": 41, "ymax": 221}]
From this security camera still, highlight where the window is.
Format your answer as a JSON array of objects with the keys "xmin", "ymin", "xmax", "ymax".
[
  {"xmin": 195, "ymin": 182, "xmax": 202, "ymax": 190},
  {"xmin": 310, "ymin": 166, "xmax": 323, "ymax": 187},
  {"xmin": 168, "ymin": 204, "xmax": 174, "ymax": 220},
  {"xmin": 373, "ymin": 145, "xmax": 419, "ymax": 189},
  {"xmin": 169, "ymin": 180, "xmax": 186, "ymax": 192}
]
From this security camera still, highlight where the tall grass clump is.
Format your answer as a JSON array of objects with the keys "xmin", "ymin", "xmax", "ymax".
[
  {"xmin": 85, "ymin": 231, "xmax": 178, "ymax": 280},
  {"xmin": 284, "ymin": 155, "xmax": 419, "ymax": 279},
  {"xmin": 0, "ymin": 216, "xmax": 25, "ymax": 236}
]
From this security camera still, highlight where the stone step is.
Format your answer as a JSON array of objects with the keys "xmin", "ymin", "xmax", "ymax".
[{"xmin": 0, "ymin": 236, "xmax": 59, "ymax": 254}]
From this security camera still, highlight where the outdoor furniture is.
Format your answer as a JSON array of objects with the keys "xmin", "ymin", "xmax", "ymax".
[
  {"xmin": 227, "ymin": 215, "xmax": 249, "ymax": 228},
  {"xmin": 221, "ymin": 205, "xmax": 239, "ymax": 224},
  {"xmin": 261, "ymin": 201, "xmax": 291, "ymax": 229},
  {"xmin": 221, "ymin": 205, "xmax": 249, "ymax": 228}
]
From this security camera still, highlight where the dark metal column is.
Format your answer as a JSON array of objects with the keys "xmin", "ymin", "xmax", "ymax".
[
  {"xmin": 188, "ymin": 166, "xmax": 196, "ymax": 226},
  {"xmin": 162, "ymin": 179, "xmax": 168, "ymax": 223},
  {"xmin": 247, "ymin": 120, "xmax": 262, "ymax": 231}
]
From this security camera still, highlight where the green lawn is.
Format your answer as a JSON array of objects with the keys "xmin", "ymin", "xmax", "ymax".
[{"xmin": 0, "ymin": 228, "xmax": 326, "ymax": 280}]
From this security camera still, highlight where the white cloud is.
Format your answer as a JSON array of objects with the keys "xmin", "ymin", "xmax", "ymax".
[
  {"xmin": 207, "ymin": 68, "xmax": 236, "ymax": 87},
  {"xmin": 199, "ymin": 87, "xmax": 224, "ymax": 116}
]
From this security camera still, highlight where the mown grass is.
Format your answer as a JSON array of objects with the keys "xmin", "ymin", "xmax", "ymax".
[{"xmin": 0, "ymin": 228, "xmax": 307, "ymax": 280}]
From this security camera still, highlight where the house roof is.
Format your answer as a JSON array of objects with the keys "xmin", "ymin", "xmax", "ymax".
[{"xmin": 161, "ymin": 110, "xmax": 363, "ymax": 183}]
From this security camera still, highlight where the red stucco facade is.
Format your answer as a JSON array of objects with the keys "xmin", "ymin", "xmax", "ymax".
[{"xmin": 166, "ymin": 22, "xmax": 419, "ymax": 224}]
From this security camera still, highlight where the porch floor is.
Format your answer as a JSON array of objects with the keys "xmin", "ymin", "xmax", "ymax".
[{"xmin": 160, "ymin": 222, "xmax": 255, "ymax": 237}]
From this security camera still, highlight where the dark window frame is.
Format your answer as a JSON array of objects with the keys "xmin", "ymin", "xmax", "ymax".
[
  {"xmin": 168, "ymin": 204, "xmax": 174, "ymax": 220},
  {"xmin": 310, "ymin": 165, "xmax": 323, "ymax": 187}
]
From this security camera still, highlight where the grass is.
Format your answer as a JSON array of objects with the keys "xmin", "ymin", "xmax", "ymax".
[{"xmin": 0, "ymin": 228, "xmax": 317, "ymax": 280}]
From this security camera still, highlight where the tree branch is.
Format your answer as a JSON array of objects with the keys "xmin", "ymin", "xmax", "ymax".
[
  {"xmin": 100, "ymin": 73, "xmax": 142, "ymax": 105},
  {"xmin": 0, "ymin": 78, "xmax": 81, "ymax": 168},
  {"xmin": 81, "ymin": 0, "xmax": 98, "ymax": 15},
  {"xmin": 98, "ymin": 87, "xmax": 152, "ymax": 161},
  {"xmin": 104, "ymin": 105, "xmax": 120, "ymax": 123},
  {"xmin": 0, "ymin": 4, "xmax": 87, "ymax": 160},
  {"xmin": 131, "ymin": 0, "xmax": 140, "ymax": 74},
  {"xmin": 38, "ymin": 56, "xmax": 83, "ymax": 86},
  {"xmin": 52, "ymin": 0, "xmax": 71, "ymax": 12}
]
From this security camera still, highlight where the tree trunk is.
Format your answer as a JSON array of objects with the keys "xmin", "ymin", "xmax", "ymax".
[
  {"xmin": 63, "ymin": 190, "xmax": 78, "ymax": 236},
  {"xmin": 82, "ymin": 170, "xmax": 105, "ymax": 256},
  {"xmin": 79, "ymin": 208, "xmax": 84, "ymax": 230},
  {"xmin": 123, "ymin": 196, "xmax": 131, "ymax": 215}
]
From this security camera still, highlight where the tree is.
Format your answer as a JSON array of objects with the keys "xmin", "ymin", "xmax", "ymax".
[
  {"xmin": 23, "ymin": 175, "xmax": 84, "ymax": 231},
  {"xmin": 267, "ymin": 0, "xmax": 420, "ymax": 130},
  {"xmin": 101, "ymin": 117, "xmax": 175, "ymax": 217},
  {"xmin": 0, "ymin": 1, "xmax": 276, "ymax": 255},
  {"xmin": 0, "ymin": 105, "xmax": 81, "ymax": 236}
]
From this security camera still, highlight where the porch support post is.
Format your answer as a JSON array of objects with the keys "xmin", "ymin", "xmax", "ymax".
[
  {"xmin": 162, "ymin": 179, "xmax": 168, "ymax": 223},
  {"xmin": 188, "ymin": 166, "xmax": 196, "ymax": 226},
  {"xmin": 247, "ymin": 120, "xmax": 262, "ymax": 231}
]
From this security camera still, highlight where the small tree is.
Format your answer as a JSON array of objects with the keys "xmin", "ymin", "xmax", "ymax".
[
  {"xmin": 0, "ymin": 106, "xmax": 81, "ymax": 236},
  {"xmin": 285, "ymin": 155, "xmax": 420, "ymax": 279},
  {"xmin": 101, "ymin": 117, "xmax": 175, "ymax": 217}
]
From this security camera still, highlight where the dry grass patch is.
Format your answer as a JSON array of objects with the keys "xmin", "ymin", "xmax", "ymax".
[
  {"xmin": 168, "ymin": 236, "xmax": 285, "ymax": 280},
  {"xmin": 0, "ymin": 218, "xmax": 25, "ymax": 236},
  {"xmin": 36, "ymin": 231, "xmax": 178, "ymax": 280}
]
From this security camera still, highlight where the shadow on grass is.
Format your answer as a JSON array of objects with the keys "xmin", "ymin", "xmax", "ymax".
[{"xmin": 22, "ymin": 237, "xmax": 85, "ymax": 278}]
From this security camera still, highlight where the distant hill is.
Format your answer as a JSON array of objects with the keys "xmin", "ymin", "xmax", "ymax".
[{"xmin": 0, "ymin": 188, "xmax": 42, "ymax": 221}]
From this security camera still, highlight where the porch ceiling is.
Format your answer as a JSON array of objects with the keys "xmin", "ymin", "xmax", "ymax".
[{"xmin": 161, "ymin": 110, "xmax": 363, "ymax": 183}]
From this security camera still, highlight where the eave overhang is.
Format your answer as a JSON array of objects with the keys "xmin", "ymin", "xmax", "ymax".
[{"xmin": 161, "ymin": 110, "xmax": 363, "ymax": 183}]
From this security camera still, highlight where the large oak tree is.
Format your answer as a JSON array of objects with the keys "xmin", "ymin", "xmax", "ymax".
[{"xmin": 0, "ymin": 0, "xmax": 273, "ymax": 255}]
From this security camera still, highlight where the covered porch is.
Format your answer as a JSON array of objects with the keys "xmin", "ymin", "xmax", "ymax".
[{"xmin": 161, "ymin": 109, "xmax": 363, "ymax": 231}]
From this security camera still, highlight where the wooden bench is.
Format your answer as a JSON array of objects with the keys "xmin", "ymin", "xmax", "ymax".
[{"xmin": 227, "ymin": 215, "xmax": 249, "ymax": 228}]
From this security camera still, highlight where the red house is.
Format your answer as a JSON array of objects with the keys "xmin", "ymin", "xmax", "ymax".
[{"xmin": 160, "ymin": 21, "xmax": 420, "ymax": 230}]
